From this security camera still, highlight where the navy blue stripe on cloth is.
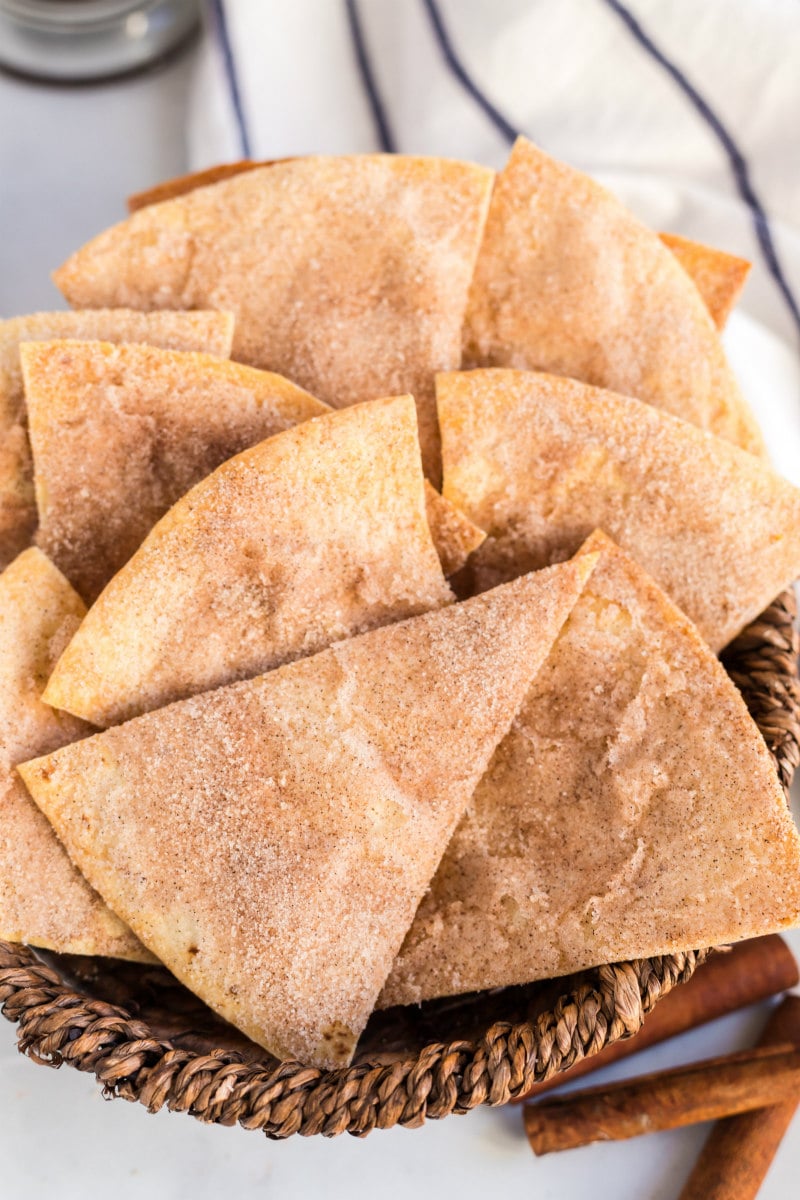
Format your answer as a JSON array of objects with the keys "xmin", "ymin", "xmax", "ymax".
[
  {"xmin": 422, "ymin": 0, "xmax": 520, "ymax": 145},
  {"xmin": 344, "ymin": 0, "xmax": 397, "ymax": 152},
  {"xmin": 207, "ymin": 0, "xmax": 252, "ymax": 157},
  {"xmin": 603, "ymin": 0, "xmax": 800, "ymax": 338}
]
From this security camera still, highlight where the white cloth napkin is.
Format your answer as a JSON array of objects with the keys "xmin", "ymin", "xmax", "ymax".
[{"xmin": 189, "ymin": 0, "xmax": 800, "ymax": 472}]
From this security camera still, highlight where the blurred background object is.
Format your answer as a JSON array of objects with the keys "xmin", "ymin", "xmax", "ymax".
[{"xmin": 0, "ymin": 0, "xmax": 200, "ymax": 82}]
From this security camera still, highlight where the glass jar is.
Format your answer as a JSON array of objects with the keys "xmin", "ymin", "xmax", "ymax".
[{"xmin": 0, "ymin": 0, "xmax": 201, "ymax": 82}]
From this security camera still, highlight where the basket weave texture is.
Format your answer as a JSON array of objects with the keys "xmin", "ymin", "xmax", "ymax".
[{"xmin": 1, "ymin": 589, "xmax": 798, "ymax": 1139}]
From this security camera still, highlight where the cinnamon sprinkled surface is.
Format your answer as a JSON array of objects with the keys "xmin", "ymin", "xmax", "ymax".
[
  {"xmin": 464, "ymin": 138, "xmax": 763, "ymax": 456},
  {"xmin": 381, "ymin": 534, "xmax": 800, "ymax": 1007},
  {"xmin": 45, "ymin": 397, "xmax": 454, "ymax": 727},
  {"xmin": 54, "ymin": 156, "xmax": 494, "ymax": 480},
  {"xmin": 658, "ymin": 232, "xmax": 751, "ymax": 331},
  {"xmin": 24, "ymin": 340, "xmax": 327, "ymax": 602},
  {"xmin": 0, "ymin": 548, "xmax": 148, "ymax": 960},
  {"xmin": 0, "ymin": 309, "xmax": 234, "ymax": 572},
  {"xmin": 438, "ymin": 368, "xmax": 800, "ymax": 651},
  {"xmin": 20, "ymin": 555, "xmax": 595, "ymax": 1068},
  {"xmin": 423, "ymin": 481, "xmax": 486, "ymax": 577}
]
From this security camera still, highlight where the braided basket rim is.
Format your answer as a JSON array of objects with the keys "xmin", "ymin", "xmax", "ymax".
[{"xmin": 1, "ymin": 588, "xmax": 798, "ymax": 1139}]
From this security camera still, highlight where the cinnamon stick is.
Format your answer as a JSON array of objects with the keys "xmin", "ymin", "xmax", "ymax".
[
  {"xmin": 523, "ymin": 1043, "xmax": 800, "ymax": 1155},
  {"xmin": 678, "ymin": 995, "xmax": 800, "ymax": 1200},
  {"xmin": 521, "ymin": 936, "xmax": 798, "ymax": 1100}
]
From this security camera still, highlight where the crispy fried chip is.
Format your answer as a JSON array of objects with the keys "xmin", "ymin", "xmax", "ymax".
[
  {"xmin": 127, "ymin": 160, "xmax": 292, "ymax": 211},
  {"xmin": 463, "ymin": 138, "xmax": 764, "ymax": 456},
  {"xmin": 23, "ymin": 339, "xmax": 466, "ymax": 596},
  {"xmin": 126, "ymin": 163, "xmax": 749, "ymax": 335},
  {"xmin": 21, "ymin": 554, "xmax": 596, "ymax": 1067},
  {"xmin": 658, "ymin": 232, "xmax": 750, "ymax": 330},
  {"xmin": 0, "ymin": 309, "xmax": 234, "ymax": 571},
  {"xmin": 381, "ymin": 534, "xmax": 800, "ymax": 1007},
  {"xmin": 0, "ymin": 549, "xmax": 148, "ymax": 960},
  {"xmin": 45, "ymin": 397, "xmax": 455, "ymax": 727},
  {"xmin": 438, "ymin": 369, "xmax": 800, "ymax": 652},
  {"xmin": 23, "ymin": 340, "xmax": 327, "ymax": 602},
  {"xmin": 423, "ymin": 481, "xmax": 485, "ymax": 577},
  {"xmin": 55, "ymin": 156, "xmax": 494, "ymax": 480}
]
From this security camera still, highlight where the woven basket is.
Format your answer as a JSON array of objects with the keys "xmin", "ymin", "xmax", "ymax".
[{"xmin": 1, "ymin": 589, "xmax": 798, "ymax": 1139}]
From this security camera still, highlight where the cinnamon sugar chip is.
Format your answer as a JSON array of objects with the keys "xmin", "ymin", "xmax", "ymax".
[
  {"xmin": 438, "ymin": 369, "xmax": 800, "ymax": 652},
  {"xmin": 23, "ymin": 340, "xmax": 328, "ymax": 602},
  {"xmin": 24, "ymin": 339, "xmax": 471, "ymax": 600},
  {"xmin": 20, "ymin": 554, "xmax": 596, "ymax": 1068},
  {"xmin": 127, "ymin": 159, "xmax": 301, "ymax": 212},
  {"xmin": 423, "ymin": 481, "xmax": 485, "ymax": 577},
  {"xmin": 44, "ymin": 397, "xmax": 455, "ymax": 727},
  {"xmin": 0, "ymin": 309, "xmax": 234, "ymax": 572},
  {"xmin": 128, "ymin": 161, "xmax": 267, "ymax": 211},
  {"xmin": 0, "ymin": 549, "xmax": 149, "ymax": 960},
  {"xmin": 381, "ymin": 534, "xmax": 800, "ymax": 1007},
  {"xmin": 463, "ymin": 138, "xmax": 764, "ymax": 457},
  {"xmin": 126, "ymin": 165, "xmax": 750, "ymax": 333},
  {"xmin": 54, "ymin": 156, "xmax": 494, "ymax": 481},
  {"xmin": 658, "ymin": 233, "xmax": 751, "ymax": 330}
]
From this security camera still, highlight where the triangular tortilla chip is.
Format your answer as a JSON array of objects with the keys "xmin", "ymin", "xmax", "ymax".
[
  {"xmin": 423, "ymin": 481, "xmax": 485, "ymax": 577},
  {"xmin": 23, "ymin": 339, "xmax": 462, "ymax": 599},
  {"xmin": 0, "ymin": 309, "xmax": 234, "ymax": 572},
  {"xmin": 23, "ymin": 340, "xmax": 328, "ymax": 602},
  {"xmin": 463, "ymin": 137, "xmax": 764, "ymax": 457},
  {"xmin": 127, "ymin": 161, "xmax": 749, "ymax": 336},
  {"xmin": 127, "ymin": 160, "xmax": 293, "ymax": 211},
  {"xmin": 54, "ymin": 156, "xmax": 494, "ymax": 480},
  {"xmin": 658, "ymin": 232, "xmax": 750, "ymax": 330},
  {"xmin": 0, "ymin": 549, "xmax": 148, "ymax": 960},
  {"xmin": 381, "ymin": 533, "xmax": 800, "ymax": 1007},
  {"xmin": 45, "ymin": 397, "xmax": 455, "ymax": 727},
  {"xmin": 438, "ymin": 369, "xmax": 800, "ymax": 652},
  {"xmin": 20, "ymin": 554, "xmax": 596, "ymax": 1067}
]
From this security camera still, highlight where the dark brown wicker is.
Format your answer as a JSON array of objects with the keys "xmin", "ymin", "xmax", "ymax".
[{"xmin": 1, "ymin": 589, "xmax": 798, "ymax": 1139}]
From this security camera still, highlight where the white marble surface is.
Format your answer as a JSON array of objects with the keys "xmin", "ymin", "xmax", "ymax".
[{"xmin": 0, "ymin": 45, "xmax": 799, "ymax": 1200}]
